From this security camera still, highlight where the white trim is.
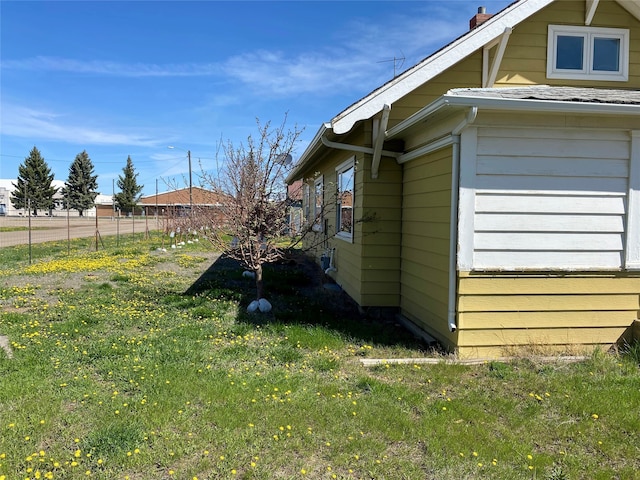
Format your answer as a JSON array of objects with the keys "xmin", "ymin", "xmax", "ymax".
[
  {"xmin": 302, "ymin": 183, "xmax": 310, "ymax": 223},
  {"xmin": 312, "ymin": 175, "xmax": 324, "ymax": 233},
  {"xmin": 546, "ymin": 25, "xmax": 629, "ymax": 81},
  {"xmin": 335, "ymin": 157, "xmax": 355, "ymax": 243},
  {"xmin": 585, "ymin": 0, "xmax": 600, "ymax": 25},
  {"xmin": 397, "ymin": 135, "xmax": 454, "ymax": 164},
  {"xmin": 484, "ymin": 27, "xmax": 513, "ymax": 87},
  {"xmin": 626, "ymin": 131, "xmax": 640, "ymax": 269},
  {"xmin": 371, "ymin": 104, "xmax": 392, "ymax": 179},
  {"xmin": 457, "ymin": 128, "xmax": 478, "ymax": 271}
]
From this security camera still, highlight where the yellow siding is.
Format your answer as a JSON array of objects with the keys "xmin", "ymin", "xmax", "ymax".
[
  {"xmin": 400, "ymin": 146, "xmax": 457, "ymax": 348},
  {"xmin": 495, "ymin": 0, "xmax": 640, "ymax": 88},
  {"xmin": 456, "ymin": 273, "xmax": 640, "ymax": 358},
  {"xmin": 359, "ymin": 153, "xmax": 403, "ymax": 306}
]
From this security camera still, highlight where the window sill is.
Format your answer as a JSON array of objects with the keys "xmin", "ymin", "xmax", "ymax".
[{"xmin": 335, "ymin": 232, "xmax": 353, "ymax": 243}]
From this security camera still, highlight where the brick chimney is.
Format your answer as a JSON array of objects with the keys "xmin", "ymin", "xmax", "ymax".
[{"xmin": 470, "ymin": 6, "xmax": 493, "ymax": 29}]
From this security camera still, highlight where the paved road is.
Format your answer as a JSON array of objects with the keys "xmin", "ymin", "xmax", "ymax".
[{"xmin": 0, "ymin": 216, "xmax": 161, "ymax": 247}]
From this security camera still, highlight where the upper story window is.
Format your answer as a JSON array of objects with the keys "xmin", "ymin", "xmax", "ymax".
[
  {"xmin": 336, "ymin": 157, "xmax": 355, "ymax": 242},
  {"xmin": 547, "ymin": 25, "xmax": 629, "ymax": 81}
]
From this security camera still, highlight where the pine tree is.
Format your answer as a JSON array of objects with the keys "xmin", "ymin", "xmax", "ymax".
[
  {"xmin": 62, "ymin": 150, "xmax": 99, "ymax": 216},
  {"xmin": 114, "ymin": 156, "xmax": 143, "ymax": 214},
  {"xmin": 11, "ymin": 146, "xmax": 58, "ymax": 216}
]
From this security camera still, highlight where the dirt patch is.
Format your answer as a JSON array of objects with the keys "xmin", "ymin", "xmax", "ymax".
[{"xmin": 0, "ymin": 335, "xmax": 12, "ymax": 358}]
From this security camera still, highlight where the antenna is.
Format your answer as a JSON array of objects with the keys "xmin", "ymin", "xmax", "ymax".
[{"xmin": 377, "ymin": 52, "xmax": 406, "ymax": 78}]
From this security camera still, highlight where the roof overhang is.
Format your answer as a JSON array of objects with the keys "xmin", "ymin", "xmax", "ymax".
[
  {"xmin": 617, "ymin": 0, "xmax": 640, "ymax": 21},
  {"xmin": 387, "ymin": 87, "xmax": 640, "ymax": 140},
  {"xmin": 285, "ymin": 123, "xmax": 332, "ymax": 184}
]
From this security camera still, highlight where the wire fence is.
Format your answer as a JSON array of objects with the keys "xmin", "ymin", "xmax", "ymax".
[{"xmin": 0, "ymin": 212, "xmax": 202, "ymax": 263}]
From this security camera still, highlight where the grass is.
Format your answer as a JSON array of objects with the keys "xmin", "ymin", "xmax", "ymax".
[{"xmin": 1, "ymin": 237, "xmax": 639, "ymax": 479}]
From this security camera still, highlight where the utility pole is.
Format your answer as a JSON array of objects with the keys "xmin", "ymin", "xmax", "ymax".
[
  {"xmin": 168, "ymin": 146, "xmax": 193, "ymax": 215},
  {"xmin": 188, "ymin": 150, "xmax": 193, "ymax": 213}
]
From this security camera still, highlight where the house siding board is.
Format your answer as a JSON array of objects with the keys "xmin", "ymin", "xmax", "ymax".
[
  {"xmin": 457, "ymin": 273, "xmax": 640, "ymax": 355},
  {"xmin": 400, "ymin": 146, "xmax": 453, "ymax": 347},
  {"xmin": 459, "ymin": 310, "xmax": 634, "ymax": 329},
  {"xmin": 359, "ymin": 153, "xmax": 402, "ymax": 307},
  {"xmin": 468, "ymin": 126, "xmax": 630, "ymax": 270},
  {"xmin": 495, "ymin": 0, "xmax": 640, "ymax": 88},
  {"xmin": 459, "ymin": 327, "xmax": 631, "ymax": 347},
  {"xmin": 458, "ymin": 273, "xmax": 640, "ymax": 347}
]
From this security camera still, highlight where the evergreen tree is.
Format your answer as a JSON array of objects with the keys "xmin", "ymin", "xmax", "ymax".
[
  {"xmin": 114, "ymin": 156, "xmax": 143, "ymax": 214},
  {"xmin": 62, "ymin": 150, "xmax": 99, "ymax": 216},
  {"xmin": 11, "ymin": 146, "xmax": 58, "ymax": 216}
]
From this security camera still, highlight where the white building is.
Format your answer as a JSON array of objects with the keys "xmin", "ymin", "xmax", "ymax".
[{"xmin": 0, "ymin": 179, "xmax": 110, "ymax": 217}]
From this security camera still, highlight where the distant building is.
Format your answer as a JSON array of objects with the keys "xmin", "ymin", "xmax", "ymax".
[
  {"xmin": 0, "ymin": 179, "xmax": 108, "ymax": 217},
  {"xmin": 137, "ymin": 186, "xmax": 225, "ymax": 217}
]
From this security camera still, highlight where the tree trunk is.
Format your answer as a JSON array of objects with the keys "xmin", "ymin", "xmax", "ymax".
[{"xmin": 255, "ymin": 264, "xmax": 264, "ymax": 300}]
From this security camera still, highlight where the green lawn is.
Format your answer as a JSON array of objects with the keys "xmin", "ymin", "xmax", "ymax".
[{"xmin": 0, "ymin": 238, "xmax": 639, "ymax": 480}]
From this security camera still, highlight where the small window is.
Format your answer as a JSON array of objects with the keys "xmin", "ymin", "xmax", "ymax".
[
  {"xmin": 336, "ymin": 158, "xmax": 355, "ymax": 241},
  {"xmin": 547, "ymin": 25, "xmax": 628, "ymax": 81},
  {"xmin": 312, "ymin": 176, "xmax": 324, "ymax": 232},
  {"xmin": 302, "ymin": 183, "xmax": 310, "ymax": 223}
]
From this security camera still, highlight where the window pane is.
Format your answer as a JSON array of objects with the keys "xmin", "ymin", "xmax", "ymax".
[
  {"xmin": 593, "ymin": 37, "xmax": 620, "ymax": 71},
  {"xmin": 338, "ymin": 166, "xmax": 354, "ymax": 235},
  {"xmin": 314, "ymin": 179, "xmax": 323, "ymax": 224},
  {"xmin": 303, "ymin": 184, "xmax": 310, "ymax": 220},
  {"xmin": 556, "ymin": 35, "xmax": 584, "ymax": 70}
]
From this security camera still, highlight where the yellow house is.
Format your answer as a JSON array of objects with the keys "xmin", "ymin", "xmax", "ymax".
[{"xmin": 286, "ymin": 0, "xmax": 640, "ymax": 358}]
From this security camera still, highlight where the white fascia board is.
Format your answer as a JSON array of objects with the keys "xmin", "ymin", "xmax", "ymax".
[
  {"xmin": 285, "ymin": 123, "xmax": 331, "ymax": 184},
  {"xmin": 615, "ymin": 0, "xmax": 640, "ymax": 22},
  {"xmin": 330, "ymin": 0, "xmax": 555, "ymax": 135},
  {"xmin": 441, "ymin": 94, "xmax": 640, "ymax": 115},
  {"xmin": 390, "ymin": 94, "xmax": 640, "ymax": 138}
]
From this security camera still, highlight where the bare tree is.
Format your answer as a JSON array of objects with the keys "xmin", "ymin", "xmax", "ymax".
[{"xmin": 199, "ymin": 117, "xmax": 303, "ymax": 308}]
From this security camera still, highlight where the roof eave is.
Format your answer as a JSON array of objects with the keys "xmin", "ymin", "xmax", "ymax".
[
  {"xmin": 285, "ymin": 123, "xmax": 331, "ymax": 184},
  {"xmin": 388, "ymin": 93, "xmax": 640, "ymax": 140},
  {"xmin": 442, "ymin": 93, "xmax": 640, "ymax": 115},
  {"xmin": 330, "ymin": 0, "xmax": 555, "ymax": 135}
]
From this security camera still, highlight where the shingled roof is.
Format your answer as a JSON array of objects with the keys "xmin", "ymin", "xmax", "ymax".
[{"xmin": 447, "ymin": 86, "xmax": 640, "ymax": 105}]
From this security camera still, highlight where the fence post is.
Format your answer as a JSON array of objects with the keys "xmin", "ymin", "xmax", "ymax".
[{"xmin": 28, "ymin": 198, "xmax": 32, "ymax": 265}]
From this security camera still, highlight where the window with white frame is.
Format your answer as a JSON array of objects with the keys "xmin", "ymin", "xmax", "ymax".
[
  {"xmin": 547, "ymin": 25, "xmax": 629, "ymax": 81},
  {"xmin": 336, "ymin": 158, "xmax": 355, "ymax": 241},
  {"xmin": 312, "ymin": 176, "xmax": 324, "ymax": 232},
  {"xmin": 302, "ymin": 183, "xmax": 310, "ymax": 224}
]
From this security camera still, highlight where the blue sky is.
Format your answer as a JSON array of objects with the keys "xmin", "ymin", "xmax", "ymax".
[{"xmin": 1, "ymin": 0, "xmax": 512, "ymax": 197}]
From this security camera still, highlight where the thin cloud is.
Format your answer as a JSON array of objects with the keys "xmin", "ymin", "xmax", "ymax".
[
  {"xmin": 1, "ymin": 11, "xmax": 465, "ymax": 98},
  {"xmin": 0, "ymin": 56, "xmax": 221, "ymax": 77},
  {"xmin": 2, "ymin": 104, "xmax": 164, "ymax": 147},
  {"xmin": 220, "ymin": 12, "xmax": 466, "ymax": 97}
]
